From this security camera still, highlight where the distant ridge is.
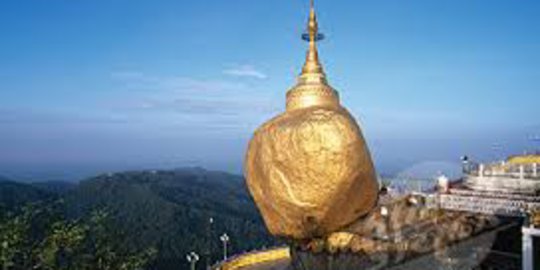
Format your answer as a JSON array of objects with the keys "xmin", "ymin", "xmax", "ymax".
[
  {"xmin": 0, "ymin": 179, "xmax": 55, "ymax": 210},
  {"xmin": 0, "ymin": 175, "xmax": 11, "ymax": 182},
  {"xmin": 31, "ymin": 181, "xmax": 76, "ymax": 195}
]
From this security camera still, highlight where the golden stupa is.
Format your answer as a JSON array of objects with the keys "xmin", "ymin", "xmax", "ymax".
[{"xmin": 244, "ymin": 0, "xmax": 378, "ymax": 240}]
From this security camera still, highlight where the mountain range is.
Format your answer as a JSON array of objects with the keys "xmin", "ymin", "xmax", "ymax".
[{"xmin": 0, "ymin": 168, "xmax": 275, "ymax": 270}]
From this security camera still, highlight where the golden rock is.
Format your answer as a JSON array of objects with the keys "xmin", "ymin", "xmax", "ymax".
[{"xmin": 244, "ymin": 1, "xmax": 378, "ymax": 240}]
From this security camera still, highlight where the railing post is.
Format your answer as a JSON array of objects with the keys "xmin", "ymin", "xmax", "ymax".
[
  {"xmin": 522, "ymin": 227, "xmax": 534, "ymax": 270},
  {"xmin": 520, "ymin": 165, "xmax": 525, "ymax": 180},
  {"xmin": 437, "ymin": 175, "xmax": 449, "ymax": 193},
  {"xmin": 479, "ymin": 164, "xmax": 484, "ymax": 178},
  {"xmin": 534, "ymin": 163, "xmax": 538, "ymax": 178}
]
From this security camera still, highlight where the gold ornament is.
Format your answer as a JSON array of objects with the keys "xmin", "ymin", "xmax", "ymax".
[{"xmin": 244, "ymin": 0, "xmax": 378, "ymax": 239}]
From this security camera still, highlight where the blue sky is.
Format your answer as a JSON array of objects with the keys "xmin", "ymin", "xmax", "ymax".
[{"xmin": 1, "ymin": 0, "xmax": 539, "ymax": 181}]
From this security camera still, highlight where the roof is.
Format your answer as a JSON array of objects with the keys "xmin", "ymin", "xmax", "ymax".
[
  {"xmin": 507, "ymin": 154, "xmax": 540, "ymax": 165},
  {"xmin": 217, "ymin": 248, "xmax": 290, "ymax": 270}
]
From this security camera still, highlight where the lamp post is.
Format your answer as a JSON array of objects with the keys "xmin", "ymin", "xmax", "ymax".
[
  {"xmin": 206, "ymin": 217, "xmax": 214, "ymax": 269},
  {"xmin": 220, "ymin": 233, "xmax": 230, "ymax": 260},
  {"xmin": 380, "ymin": 206, "xmax": 390, "ymax": 240},
  {"xmin": 461, "ymin": 155, "xmax": 469, "ymax": 174},
  {"xmin": 186, "ymin": 252, "xmax": 200, "ymax": 270}
]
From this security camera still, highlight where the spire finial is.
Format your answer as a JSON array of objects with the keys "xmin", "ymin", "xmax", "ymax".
[
  {"xmin": 286, "ymin": 0, "xmax": 339, "ymax": 111},
  {"xmin": 300, "ymin": 0, "xmax": 327, "ymax": 84}
]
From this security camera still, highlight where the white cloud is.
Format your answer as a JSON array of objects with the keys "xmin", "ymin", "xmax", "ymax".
[
  {"xmin": 109, "ymin": 71, "xmax": 280, "ymax": 128},
  {"xmin": 111, "ymin": 72, "xmax": 246, "ymax": 93},
  {"xmin": 222, "ymin": 65, "xmax": 267, "ymax": 79}
]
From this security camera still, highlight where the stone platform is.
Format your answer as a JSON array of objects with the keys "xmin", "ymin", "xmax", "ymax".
[{"xmin": 216, "ymin": 195, "xmax": 521, "ymax": 270}]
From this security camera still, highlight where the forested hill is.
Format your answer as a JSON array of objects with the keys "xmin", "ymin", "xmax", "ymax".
[
  {"xmin": 0, "ymin": 168, "xmax": 275, "ymax": 270},
  {"xmin": 0, "ymin": 177, "xmax": 56, "ymax": 210},
  {"xmin": 31, "ymin": 180, "xmax": 76, "ymax": 195},
  {"xmin": 64, "ymin": 168, "xmax": 275, "ymax": 269}
]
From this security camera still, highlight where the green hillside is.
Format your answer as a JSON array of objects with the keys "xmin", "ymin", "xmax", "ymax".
[{"xmin": 0, "ymin": 168, "xmax": 275, "ymax": 270}]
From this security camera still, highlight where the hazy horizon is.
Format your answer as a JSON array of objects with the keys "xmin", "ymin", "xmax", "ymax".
[{"xmin": 1, "ymin": 0, "xmax": 539, "ymax": 181}]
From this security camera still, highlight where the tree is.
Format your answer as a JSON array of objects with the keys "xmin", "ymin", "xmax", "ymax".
[{"xmin": 0, "ymin": 202, "xmax": 156, "ymax": 270}]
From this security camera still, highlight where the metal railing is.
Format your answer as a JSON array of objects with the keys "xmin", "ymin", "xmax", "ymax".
[
  {"xmin": 448, "ymin": 188, "xmax": 540, "ymax": 202},
  {"xmin": 433, "ymin": 192, "xmax": 540, "ymax": 217},
  {"xmin": 464, "ymin": 162, "xmax": 540, "ymax": 180}
]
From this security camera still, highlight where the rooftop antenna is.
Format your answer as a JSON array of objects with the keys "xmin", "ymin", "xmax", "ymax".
[{"xmin": 529, "ymin": 134, "xmax": 540, "ymax": 154}]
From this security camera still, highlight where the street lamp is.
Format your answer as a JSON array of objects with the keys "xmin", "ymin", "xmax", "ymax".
[
  {"xmin": 186, "ymin": 252, "xmax": 200, "ymax": 270},
  {"xmin": 220, "ymin": 233, "xmax": 230, "ymax": 260},
  {"xmin": 380, "ymin": 206, "xmax": 390, "ymax": 240},
  {"xmin": 460, "ymin": 155, "xmax": 469, "ymax": 174},
  {"xmin": 206, "ymin": 217, "xmax": 214, "ymax": 269},
  {"xmin": 380, "ymin": 206, "xmax": 389, "ymax": 217}
]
